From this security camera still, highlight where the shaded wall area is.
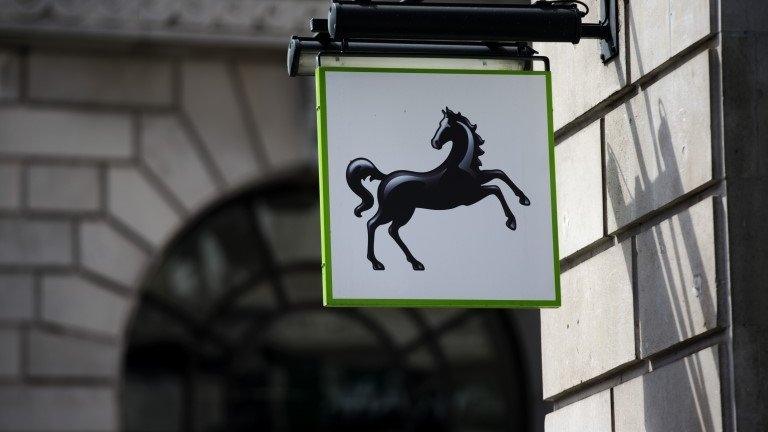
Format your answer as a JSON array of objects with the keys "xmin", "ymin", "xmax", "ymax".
[{"xmin": 721, "ymin": 1, "xmax": 768, "ymax": 430}]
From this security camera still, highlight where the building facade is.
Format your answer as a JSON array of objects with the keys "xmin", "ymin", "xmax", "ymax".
[
  {"xmin": 537, "ymin": 0, "xmax": 766, "ymax": 430},
  {"xmin": 0, "ymin": 0, "xmax": 765, "ymax": 431}
]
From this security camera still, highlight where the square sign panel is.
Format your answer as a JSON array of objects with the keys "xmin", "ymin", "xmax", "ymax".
[{"xmin": 316, "ymin": 66, "xmax": 560, "ymax": 308}]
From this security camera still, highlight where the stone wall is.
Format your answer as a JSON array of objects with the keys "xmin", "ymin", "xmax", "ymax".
[
  {"xmin": 0, "ymin": 47, "xmax": 314, "ymax": 431},
  {"xmin": 0, "ymin": 0, "xmax": 760, "ymax": 430},
  {"xmin": 536, "ymin": 0, "xmax": 732, "ymax": 430}
]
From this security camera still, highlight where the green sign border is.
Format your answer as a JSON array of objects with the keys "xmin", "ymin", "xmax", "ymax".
[{"xmin": 316, "ymin": 66, "xmax": 561, "ymax": 308}]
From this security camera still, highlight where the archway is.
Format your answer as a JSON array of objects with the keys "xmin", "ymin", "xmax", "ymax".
[{"xmin": 121, "ymin": 168, "xmax": 535, "ymax": 432}]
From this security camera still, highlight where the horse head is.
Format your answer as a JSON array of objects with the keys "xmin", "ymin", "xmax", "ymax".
[
  {"xmin": 431, "ymin": 107, "xmax": 460, "ymax": 149},
  {"xmin": 431, "ymin": 107, "xmax": 483, "ymax": 150}
]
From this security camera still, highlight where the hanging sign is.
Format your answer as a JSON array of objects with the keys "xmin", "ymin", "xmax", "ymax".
[{"xmin": 316, "ymin": 65, "xmax": 560, "ymax": 308}]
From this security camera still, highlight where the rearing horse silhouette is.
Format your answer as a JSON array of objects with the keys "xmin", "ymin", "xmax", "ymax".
[{"xmin": 346, "ymin": 107, "xmax": 531, "ymax": 271}]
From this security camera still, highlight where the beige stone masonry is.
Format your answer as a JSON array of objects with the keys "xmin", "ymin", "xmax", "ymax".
[
  {"xmin": 28, "ymin": 164, "xmax": 100, "ymax": 212},
  {"xmin": 0, "ymin": 107, "xmax": 133, "ymax": 160},
  {"xmin": 555, "ymin": 121, "xmax": 604, "ymax": 257},
  {"xmin": 614, "ymin": 346, "xmax": 722, "ymax": 431},
  {"xmin": 541, "ymin": 241, "xmax": 635, "ymax": 398},
  {"xmin": 606, "ymin": 51, "xmax": 712, "ymax": 232},
  {"xmin": 29, "ymin": 53, "xmax": 174, "ymax": 107},
  {"xmin": 628, "ymin": 0, "xmax": 713, "ymax": 81},
  {"xmin": 41, "ymin": 274, "xmax": 130, "ymax": 337},
  {"xmin": 545, "ymin": 389, "xmax": 612, "ymax": 432}
]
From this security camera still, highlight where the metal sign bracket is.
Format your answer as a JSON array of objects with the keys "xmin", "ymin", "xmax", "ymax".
[
  {"xmin": 287, "ymin": 0, "xmax": 620, "ymax": 76},
  {"xmin": 598, "ymin": 0, "xmax": 620, "ymax": 62}
]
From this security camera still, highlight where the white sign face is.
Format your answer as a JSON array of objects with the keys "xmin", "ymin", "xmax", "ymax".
[{"xmin": 316, "ymin": 66, "xmax": 560, "ymax": 308}]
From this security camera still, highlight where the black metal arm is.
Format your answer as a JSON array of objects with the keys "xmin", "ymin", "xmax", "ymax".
[
  {"xmin": 287, "ymin": 0, "xmax": 618, "ymax": 76},
  {"xmin": 287, "ymin": 35, "xmax": 549, "ymax": 76}
]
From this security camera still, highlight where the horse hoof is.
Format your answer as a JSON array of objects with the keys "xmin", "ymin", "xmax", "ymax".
[
  {"xmin": 372, "ymin": 261, "xmax": 385, "ymax": 270},
  {"xmin": 411, "ymin": 261, "xmax": 425, "ymax": 271},
  {"xmin": 506, "ymin": 219, "xmax": 517, "ymax": 230},
  {"xmin": 520, "ymin": 196, "xmax": 531, "ymax": 206}
]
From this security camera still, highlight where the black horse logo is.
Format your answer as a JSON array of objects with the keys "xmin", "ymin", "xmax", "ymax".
[{"xmin": 346, "ymin": 107, "xmax": 531, "ymax": 271}]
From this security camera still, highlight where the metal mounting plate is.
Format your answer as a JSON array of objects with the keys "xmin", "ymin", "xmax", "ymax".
[{"xmin": 599, "ymin": 0, "xmax": 619, "ymax": 62}]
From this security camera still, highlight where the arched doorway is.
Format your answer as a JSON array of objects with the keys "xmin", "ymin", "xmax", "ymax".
[{"xmin": 122, "ymin": 168, "xmax": 537, "ymax": 432}]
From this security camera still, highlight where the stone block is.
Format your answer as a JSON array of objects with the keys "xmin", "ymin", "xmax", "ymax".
[
  {"xmin": 28, "ymin": 164, "xmax": 100, "ymax": 211},
  {"xmin": 41, "ymin": 274, "xmax": 130, "ymax": 337},
  {"xmin": 628, "ymin": 0, "xmax": 712, "ymax": 81},
  {"xmin": 182, "ymin": 60, "xmax": 261, "ymax": 185},
  {"xmin": 0, "ymin": 50, "xmax": 19, "ymax": 100},
  {"xmin": 545, "ymin": 389, "xmax": 612, "ymax": 432},
  {"xmin": 108, "ymin": 167, "xmax": 180, "ymax": 247},
  {"xmin": 605, "ymin": 51, "xmax": 712, "ymax": 232},
  {"xmin": 541, "ymin": 242, "xmax": 635, "ymax": 398},
  {"xmin": 239, "ymin": 59, "xmax": 315, "ymax": 167},
  {"xmin": 0, "ymin": 218, "xmax": 72, "ymax": 265},
  {"xmin": 0, "ymin": 328, "xmax": 20, "ymax": 377},
  {"xmin": 140, "ymin": 114, "xmax": 218, "ymax": 211},
  {"xmin": 0, "ymin": 273, "xmax": 34, "ymax": 321},
  {"xmin": 28, "ymin": 329, "xmax": 119, "ymax": 378},
  {"xmin": 29, "ymin": 53, "xmax": 173, "ymax": 106},
  {"xmin": 0, "ymin": 162, "xmax": 21, "ymax": 209},
  {"xmin": 0, "ymin": 107, "xmax": 132, "ymax": 160},
  {"xmin": 0, "ymin": 385, "xmax": 115, "ymax": 431},
  {"xmin": 555, "ymin": 121, "xmax": 603, "ymax": 257},
  {"xmin": 80, "ymin": 221, "xmax": 148, "ymax": 288},
  {"xmin": 636, "ymin": 197, "xmax": 717, "ymax": 357},
  {"xmin": 534, "ymin": 0, "xmax": 627, "ymax": 130},
  {"xmin": 614, "ymin": 346, "xmax": 722, "ymax": 432}
]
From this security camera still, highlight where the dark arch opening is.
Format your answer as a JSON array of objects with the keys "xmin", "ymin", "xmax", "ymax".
[{"xmin": 121, "ymin": 167, "xmax": 542, "ymax": 432}]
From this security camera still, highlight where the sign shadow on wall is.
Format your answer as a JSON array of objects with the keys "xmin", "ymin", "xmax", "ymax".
[{"xmin": 605, "ymin": 26, "xmax": 720, "ymax": 430}]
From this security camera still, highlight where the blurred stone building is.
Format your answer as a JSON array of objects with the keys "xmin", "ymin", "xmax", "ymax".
[
  {"xmin": 0, "ymin": 1, "xmax": 545, "ymax": 431},
  {"xmin": 1, "ymin": 0, "xmax": 766, "ymax": 432}
]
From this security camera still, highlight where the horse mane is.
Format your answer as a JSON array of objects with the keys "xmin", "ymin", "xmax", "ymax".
[
  {"xmin": 450, "ymin": 110, "xmax": 485, "ymax": 170},
  {"xmin": 450, "ymin": 111, "xmax": 484, "ymax": 146}
]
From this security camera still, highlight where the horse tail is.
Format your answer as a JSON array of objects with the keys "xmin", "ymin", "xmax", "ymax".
[{"xmin": 346, "ymin": 158, "xmax": 384, "ymax": 217}]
